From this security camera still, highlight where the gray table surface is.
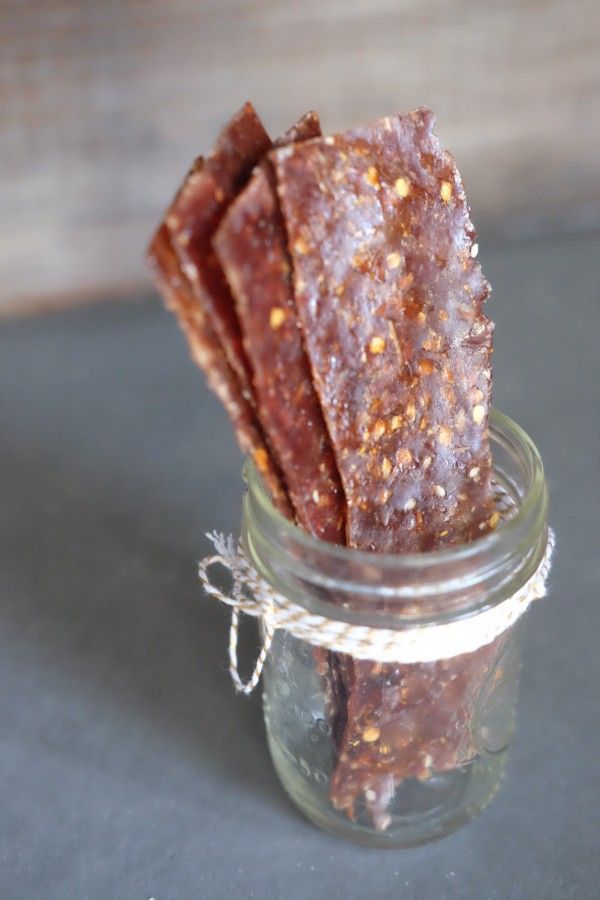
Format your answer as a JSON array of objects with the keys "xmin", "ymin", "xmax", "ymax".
[{"xmin": 1, "ymin": 229, "xmax": 599, "ymax": 899}]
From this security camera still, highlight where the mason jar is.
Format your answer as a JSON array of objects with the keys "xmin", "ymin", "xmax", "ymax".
[{"xmin": 240, "ymin": 410, "xmax": 549, "ymax": 848}]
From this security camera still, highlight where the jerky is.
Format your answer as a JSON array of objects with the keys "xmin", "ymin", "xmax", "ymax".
[
  {"xmin": 151, "ymin": 103, "xmax": 501, "ymax": 832},
  {"xmin": 274, "ymin": 109, "xmax": 496, "ymax": 824},
  {"xmin": 213, "ymin": 110, "xmax": 346, "ymax": 739},
  {"xmin": 147, "ymin": 224, "xmax": 291, "ymax": 517},
  {"xmin": 150, "ymin": 108, "xmax": 344, "ymax": 739},
  {"xmin": 165, "ymin": 102, "xmax": 272, "ymax": 402},
  {"xmin": 214, "ymin": 112, "xmax": 345, "ymax": 545},
  {"xmin": 273, "ymin": 108, "xmax": 494, "ymax": 553},
  {"xmin": 329, "ymin": 640, "xmax": 503, "ymax": 827}
]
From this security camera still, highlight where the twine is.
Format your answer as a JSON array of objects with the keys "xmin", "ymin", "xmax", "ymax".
[{"xmin": 198, "ymin": 528, "xmax": 555, "ymax": 695}]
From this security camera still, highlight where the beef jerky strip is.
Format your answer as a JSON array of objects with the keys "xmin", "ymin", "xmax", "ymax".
[
  {"xmin": 213, "ymin": 110, "xmax": 346, "ymax": 731},
  {"xmin": 147, "ymin": 224, "xmax": 291, "ymax": 517},
  {"xmin": 329, "ymin": 637, "xmax": 505, "ymax": 826},
  {"xmin": 150, "ymin": 109, "xmax": 344, "ymax": 730},
  {"xmin": 165, "ymin": 102, "xmax": 272, "ymax": 403},
  {"xmin": 213, "ymin": 111, "xmax": 345, "ymax": 545},
  {"xmin": 273, "ymin": 107, "xmax": 494, "ymax": 554},
  {"xmin": 151, "ymin": 106, "xmax": 323, "ymax": 514},
  {"xmin": 274, "ymin": 109, "xmax": 496, "ymax": 825}
]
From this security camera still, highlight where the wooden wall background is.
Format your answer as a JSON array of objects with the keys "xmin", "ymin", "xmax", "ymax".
[{"xmin": 1, "ymin": 0, "xmax": 599, "ymax": 315}]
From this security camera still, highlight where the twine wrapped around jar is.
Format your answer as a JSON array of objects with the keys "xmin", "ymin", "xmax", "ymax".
[{"xmin": 199, "ymin": 527, "xmax": 554, "ymax": 695}]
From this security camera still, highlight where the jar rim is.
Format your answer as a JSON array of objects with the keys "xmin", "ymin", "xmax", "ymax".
[
  {"xmin": 242, "ymin": 409, "xmax": 549, "ymax": 624},
  {"xmin": 244, "ymin": 409, "xmax": 545, "ymax": 567}
]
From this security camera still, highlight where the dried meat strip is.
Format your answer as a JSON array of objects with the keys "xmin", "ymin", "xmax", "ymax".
[
  {"xmin": 165, "ymin": 102, "xmax": 272, "ymax": 403},
  {"xmin": 149, "ymin": 105, "xmax": 324, "ymax": 518},
  {"xmin": 214, "ymin": 112, "xmax": 345, "ymax": 545},
  {"xmin": 147, "ymin": 224, "xmax": 291, "ymax": 517},
  {"xmin": 213, "ymin": 109, "xmax": 347, "ymax": 738},
  {"xmin": 274, "ymin": 108, "xmax": 497, "ymax": 824},
  {"xmin": 273, "ymin": 108, "xmax": 494, "ymax": 554},
  {"xmin": 329, "ymin": 639, "xmax": 504, "ymax": 827}
]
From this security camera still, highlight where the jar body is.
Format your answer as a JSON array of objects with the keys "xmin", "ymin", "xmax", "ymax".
[
  {"xmin": 262, "ymin": 619, "xmax": 524, "ymax": 847},
  {"xmin": 241, "ymin": 411, "xmax": 548, "ymax": 847}
]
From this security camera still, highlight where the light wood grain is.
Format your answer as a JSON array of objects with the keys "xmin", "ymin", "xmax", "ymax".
[{"xmin": 1, "ymin": 0, "xmax": 599, "ymax": 314}]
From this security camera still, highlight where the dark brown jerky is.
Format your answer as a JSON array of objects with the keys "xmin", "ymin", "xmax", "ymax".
[
  {"xmin": 214, "ymin": 113, "xmax": 345, "ymax": 545},
  {"xmin": 165, "ymin": 102, "xmax": 272, "ymax": 403},
  {"xmin": 213, "ymin": 109, "xmax": 346, "ymax": 739},
  {"xmin": 273, "ymin": 108, "xmax": 495, "ymax": 553},
  {"xmin": 274, "ymin": 109, "xmax": 497, "ymax": 824},
  {"xmin": 147, "ymin": 224, "xmax": 291, "ymax": 517},
  {"xmin": 329, "ymin": 639, "xmax": 503, "ymax": 827}
]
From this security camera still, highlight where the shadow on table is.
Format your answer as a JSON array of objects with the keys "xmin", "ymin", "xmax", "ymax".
[{"xmin": 0, "ymin": 431, "xmax": 296, "ymax": 818}]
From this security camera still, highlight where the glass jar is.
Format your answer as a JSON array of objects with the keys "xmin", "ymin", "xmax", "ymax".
[{"xmin": 241, "ymin": 410, "xmax": 549, "ymax": 847}]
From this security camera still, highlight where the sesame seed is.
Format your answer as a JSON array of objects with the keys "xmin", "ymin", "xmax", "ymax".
[
  {"xmin": 369, "ymin": 336, "xmax": 386, "ymax": 354},
  {"xmin": 293, "ymin": 236, "xmax": 309, "ymax": 255},
  {"xmin": 438, "ymin": 425, "xmax": 453, "ymax": 446},
  {"xmin": 440, "ymin": 181, "xmax": 453, "ymax": 203},
  {"xmin": 396, "ymin": 448, "xmax": 413, "ymax": 466},
  {"xmin": 372, "ymin": 419, "xmax": 387, "ymax": 439},
  {"xmin": 364, "ymin": 166, "xmax": 380, "ymax": 188},
  {"xmin": 269, "ymin": 307, "xmax": 287, "ymax": 329},
  {"xmin": 394, "ymin": 177, "xmax": 410, "ymax": 198}
]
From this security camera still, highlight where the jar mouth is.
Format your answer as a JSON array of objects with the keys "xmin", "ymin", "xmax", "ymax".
[{"xmin": 242, "ymin": 410, "xmax": 549, "ymax": 624}]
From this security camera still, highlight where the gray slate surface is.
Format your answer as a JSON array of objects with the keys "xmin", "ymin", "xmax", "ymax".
[{"xmin": 1, "ymin": 230, "xmax": 599, "ymax": 899}]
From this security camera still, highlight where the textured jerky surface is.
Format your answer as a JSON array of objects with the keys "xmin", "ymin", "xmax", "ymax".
[
  {"xmin": 329, "ymin": 639, "xmax": 503, "ymax": 826},
  {"xmin": 274, "ymin": 108, "xmax": 497, "ymax": 824},
  {"xmin": 274, "ymin": 108, "xmax": 494, "ymax": 553},
  {"xmin": 214, "ymin": 113, "xmax": 346, "ymax": 544},
  {"xmin": 147, "ymin": 224, "xmax": 291, "ymax": 517},
  {"xmin": 165, "ymin": 102, "xmax": 272, "ymax": 401}
]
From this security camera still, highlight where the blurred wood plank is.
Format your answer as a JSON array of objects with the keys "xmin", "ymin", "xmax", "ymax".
[{"xmin": 1, "ymin": 0, "xmax": 599, "ymax": 314}]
